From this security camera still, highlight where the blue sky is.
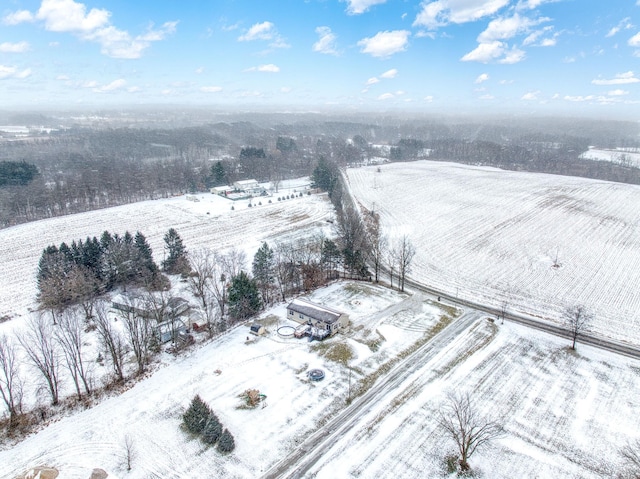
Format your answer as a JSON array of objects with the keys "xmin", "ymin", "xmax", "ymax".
[{"xmin": 1, "ymin": 0, "xmax": 640, "ymax": 118}]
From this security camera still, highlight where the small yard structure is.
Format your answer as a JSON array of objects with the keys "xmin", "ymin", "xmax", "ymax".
[
  {"xmin": 155, "ymin": 318, "xmax": 188, "ymax": 344},
  {"xmin": 249, "ymin": 322, "xmax": 266, "ymax": 336},
  {"xmin": 286, "ymin": 298, "xmax": 349, "ymax": 337}
]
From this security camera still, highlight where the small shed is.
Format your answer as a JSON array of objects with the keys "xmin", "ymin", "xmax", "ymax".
[
  {"xmin": 249, "ymin": 322, "xmax": 266, "ymax": 336},
  {"xmin": 286, "ymin": 298, "xmax": 349, "ymax": 336},
  {"xmin": 155, "ymin": 319, "xmax": 188, "ymax": 344}
]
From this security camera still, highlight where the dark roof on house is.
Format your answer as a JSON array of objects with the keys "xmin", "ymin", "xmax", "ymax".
[
  {"xmin": 250, "ymin": 323, "xmax": 263, "ymax": 331},
  {"xmin": 286, "ymin": 299, "xmax": 343, "ymax": 324}
]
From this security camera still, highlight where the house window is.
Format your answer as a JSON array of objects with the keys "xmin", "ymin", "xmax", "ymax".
[
  {"xmin": 299, "ymin": 313, "xmax": 304, "ymax": 319},
  {"xmin": 289, "ymin": 310, "xmax": 293, "ymax": 315}
]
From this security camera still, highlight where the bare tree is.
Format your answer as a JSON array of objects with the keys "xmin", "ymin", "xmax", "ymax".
[
  {"xmin": 619, "ymin": 440, "xmax": 640, "ymax": 479},
  {"xmin": 18, "ymin": 314, "xmax": 61, "ymax": 405},
  {"xmin": 187, "ymin": 249, "xmax": 220, "ymax": 336},
  {"xmin": 119, "ymin": 293, "xmax": 155, "ymax": 375},
  {"xmin": 94, "ymin": 302, "xmax": 128, "ymax": 382},
  {"xmin": 0, "ymin": 334, "xmax": 23, "ymax": 429},
  {"xmin": 218, "ymin": 247, "xmax": 247, "ymax": 279},
  {"xmin": 55, "ymin": 309, "xmax": 94, "ymax": 399},
  {"xmin": 438, "ymin": 392, "xmax": 503, "ymax": 472},
  {"xmin": 564, "ymin": 304, "xmax": 592, "ymax": 350},
  {"xmin": 365, "ymin": 212, "xmax": 387, "ymax": 283},
  {"xmin": 123, "ymin": 433, "xmax": 136, "ymax": 471},
  {"xmin": 392, "ymin": 235, "xmax": 415, "ymax": 292}
]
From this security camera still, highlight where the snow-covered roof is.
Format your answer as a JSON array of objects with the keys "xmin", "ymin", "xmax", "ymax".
[
  {"xmin": 234, "ymin": 179, "xmax": 259, "ymax": 186},
  {"xmin": 286, "ymin": 298, "xmax": 344, "ymax": 324}
]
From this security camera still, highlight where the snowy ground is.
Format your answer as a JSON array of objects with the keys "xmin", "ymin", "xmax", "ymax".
[
  {"xmin": 346, "ymin": 161, "xmax": 640, "ymax": 345},
  {"xmin": 580, "ymin": 147, "xmax": 640, "ymax": 167},
  {"xmin": 0, "ymin": 281, "xmax": 442, "ymax": 479},
  {"xmin": 308, "ymin": 318, "xmax": 640, "ymax": 479},
  {"xmin": 0, "ymin": 178, "xmax": 325, "ymax": 323}
]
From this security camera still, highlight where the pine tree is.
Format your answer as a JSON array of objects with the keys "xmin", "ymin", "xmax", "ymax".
[
  {"xmin": 133, "ymin": 231, "xmax": 159, "ymax": 284},
  {"xmin": 252, "ymin": 242, "xmax": 274, "ymax": 305},
  {"xmin": 202, "ymin": 415, "xmax": 223, "ymax": 445},
  {"xmin": 183, "ymin": 395, "xmax": 211, "ymax": 435},
  {"xmin": 162, "ymin": 228, "xmax": 189, "ymax": 275},
  {"xmin": 217, "ymin": 428, "xmax": 235, "ymax": 453},
  {"xmin": 227, "ymin": 271, "xmax": 262, "ymax": 321}
]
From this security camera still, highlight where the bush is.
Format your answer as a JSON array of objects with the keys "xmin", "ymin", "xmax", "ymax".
[{"xmin": 217, "ymin": 428, "xmax": 235, "ymax": 453}]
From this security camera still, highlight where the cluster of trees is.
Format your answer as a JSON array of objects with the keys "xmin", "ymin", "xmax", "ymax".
[
  {"xmin": 0, "ymin": 160, "xmax": 38, "ymax": 187},
  {"xmin": 36, "ymin": 228, "xmax": 189, "ymax": 321},
  {"xmin": 183, "ymin": 394, "xmax": 235, "ymax": 453}
]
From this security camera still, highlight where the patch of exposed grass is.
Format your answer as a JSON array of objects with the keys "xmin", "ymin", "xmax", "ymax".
[
  {"xmin": 260, "ymin": 314, "xmax": 280, "ymax": 328},
  {"xmin": 311, "ymin": 340, "xmax": 355, "ymax": 364}
]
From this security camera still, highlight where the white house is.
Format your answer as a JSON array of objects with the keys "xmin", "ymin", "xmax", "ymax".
[
  {"xmin": 233, "ymin": 179, "xmax": 264, "ymax": 196},
  {"xmin": 285, "ymin": 298, "xmax": 349, "ymax": 336}
]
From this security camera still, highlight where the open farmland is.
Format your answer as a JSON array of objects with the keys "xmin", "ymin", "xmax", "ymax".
[
  {"xmin": 0, "ymin": 179, "xmax": 329, "ymax": 322},
  {"xmin": 346, "ymin": 161, "xmax": 640, "ymax": 345}
]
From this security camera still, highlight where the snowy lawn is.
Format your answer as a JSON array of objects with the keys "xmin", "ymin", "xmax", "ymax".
[
  {"xmin": 307, "ymin": 319, "xmax": 640, "ymax": 479},
  {"xmin": 0, "ymin": 281, "xmax": 454, "ymax": 479},
  {"xmin": 346, "ymin": 161, "xmax": 640, "ymax": 345}
]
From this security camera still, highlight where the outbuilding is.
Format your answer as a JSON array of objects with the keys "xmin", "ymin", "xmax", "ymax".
[{"xmin": 249, "ymin": 322, "xmax": 266, "ymax": 336}]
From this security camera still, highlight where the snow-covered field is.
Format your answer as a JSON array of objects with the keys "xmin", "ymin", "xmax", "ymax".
[
  {"xmin": 346, "ymin": 161, "xmax": 640, "ymax": 345},
  {"xmin": 308, "ymin": 319, "xmax": 640, "ymax": 478},
  {"xmin": 581, "ymin": 147, "xmax": 640, "ymax": 167},
  {"xmin": 0, "ymin": 178, "xmax": 327, "ymax": 322}
]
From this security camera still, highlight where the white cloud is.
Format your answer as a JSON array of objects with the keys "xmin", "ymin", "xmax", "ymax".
[
  {"xmin": 592, "ymin": 71, "xmax": 639, "ymax": 85},
  {"xmin": 606, "ymin": 17, "xmax": 633, "ymax": 38},
  {"xmin": 280, "ymin": 87, "xmax": 292, "ymax": 93},
  {"xmin": 521, "ymin": 90, "xmax": 540, "ymax": 100},
  {"xmin": 499, "ymin": 46, "xmax": 526, "ymax": 63},
  {"xmin": 238, "ymin": 21, "xmax": 288, "ymax": 48},
  {"xmin": 608, "ymin": 89, "xmax": 628, "ymax": 96},
  {"xmin": 424, "ymin": 95, "xmax": 434, "ymax": 102},
  {"xmin": 81, "ymin": 80, "xmax": 98, "ymax": 88},
  {"xmin": 5, "ymin": 1, "xmax": 176, "ymax": 59},
  {"xmin": 244, "ymin": 64, "xmax": 280, "ymax": 73},
  {"xmin": 56, "ymin": 74, "xmax": 69, "ymax": 80},
  {"xmin": 0, "ymin": 41, "xmax": 30, "ymax": 53},
  {"xmin": 517, "ymin": 0, "xmax": 559, "ymax": 9},
  {"xmin": 475, "ymin": 73, "xmax": 489, "ymax": 83},
  {"xmin": 629, "ymin": 32, "xmax": 640, "ymax": 47},
  {"xmin": 366, "ymin": 77, "xmax": 380, "ymax": 85},
  {"xmin": 377, "ymin": 92, "xmax": 395, "ymax": 100},
  {"xmin": 344, "ymin": 0, "xmax": 388, "ymax": 15},
  {"xmin": 381, "ymin": 68, "xmax": 398, "ymax": 78},
  {"xmin": 0, "ymin": 65, "xmax": 32, "ymax": 79},
  {"xmin": 414, "ymin": 0, "xmax": 510, "ymax": 29},
  {"xmin": 358, "ymin": 30, "xmax": 410, "ymax": 58},
  {"xmin": 479, "ymin": 94, "xmax": 495, "ymax": 100},
  {"xmin": 195, "ymin": 67, "xmax": 204, "ymax": 74},
  {"xmin": 127, "ymin": 86, "xmax": 140, "ymax": 93},
  {"xmin": 478, "ymin": 14, "xmax": 548, "ymax": 43},
  {"xmin": 461, "ymin": 41, "xmax": 505, "ymax": 62},
  {"xmin": 200, "ymin": 86, "xmax": 223, "ymax": 93},
  {"xmin": 36, "ymin": 0, "xmax": 110, "ymax": 32},
  {"xmin": 238, "ymin": 21, "xmax": 275, "ymax": 41},
  {"xmin": 95, "ymin": 78, "xmax": 126, "ymax": 92},
  {"xmin": 313, "ymin": 26, "xmax": 338, "ymax": 55},
  {"xmin": 2, "ymin": 10, "xmax": 34, "ymax": 25}
]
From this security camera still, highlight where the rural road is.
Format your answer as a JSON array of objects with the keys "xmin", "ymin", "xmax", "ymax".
[
  {"xmin": 260, "ymin": 309, "xmax": 482, "ymax": 479},
  {"xmin": 402, "ymin": 277, "xmax": 640, "ymax": 359}
]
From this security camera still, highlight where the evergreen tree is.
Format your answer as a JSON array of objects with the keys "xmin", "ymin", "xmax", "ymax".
[
  {"xmin": 311, "ymin": 156, "xmax": 338, "ymax": 195},
  {"xmin": 183, "ymin": 394, "xmax": 211, "ymax": 435},
  {"xmin": 133, "ymin": 231, "xmax": 159, "ymax": 284},
  {"xmin": 321, "ymin": 239, "xmax": 341, "ymax": 280},
  {"xmin": 227, "ymin": 271, "xmax": 262, "ymax": 321},
  {"xmin": 252, "ymin": 242, "xmax": 274, "ymax": 305},
  {"xmin": 209, "ymin": 161, "xmax": 226, "ymax": 187},
  {"xmin": 217, "ymin": 428, "xmax": 235, "ymax": 453},
  {"xmin": 162, "ymin": 228, "xmax": 189, "ymax": 275},
  {"xmin": 202, "ymin": 415, "xmax": 223, "ymax": 445}
]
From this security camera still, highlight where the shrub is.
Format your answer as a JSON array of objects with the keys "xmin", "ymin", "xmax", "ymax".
[{"xmin": 217, "ymin": 428, "xmax": 236, "ymax": 453}]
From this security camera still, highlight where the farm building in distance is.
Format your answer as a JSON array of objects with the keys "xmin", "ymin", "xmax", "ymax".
[
  {"xmin": 286, "ymin": 298, "xmax": 349, "ymax": 338},
  {"xmin": 233, "ymin": 179, "xmax": 265, "ymax": 196}
]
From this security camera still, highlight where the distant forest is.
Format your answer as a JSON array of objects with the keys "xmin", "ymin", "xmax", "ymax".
[{"xmin": 0, "ymin": 111, "xmax": 639, "ymax": 228}]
